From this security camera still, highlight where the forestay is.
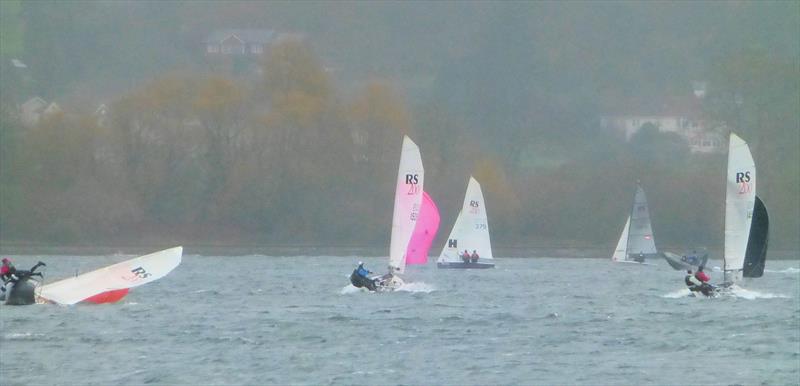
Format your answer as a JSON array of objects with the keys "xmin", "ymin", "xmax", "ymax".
[
  {"xmin": 388, "ymin": 136, "xmax": 424, "ymax": 275},
  {"xmin": 438, "ymin": 176, "xmax": 493, "ymax": 263},
  {"xmin": 724, "ymin": 133, "xmax": 755, "ymax": 283},
  {"xmin": 39, "ymin": 246, "xmax": 183, "ymax": 305}
]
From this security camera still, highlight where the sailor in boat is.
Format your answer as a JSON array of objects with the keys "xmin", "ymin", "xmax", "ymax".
[
  {"xmin": 350, "ymin": 262, "xmax": 378, "ymax": 291},
  {"xmin": 633, "ymin": 252, "xmax": 645, "ymax": 263},
  {"xmin": 684, "ymin": 268, "xmax": 715, "ymax": 297},
  {"xmin": 682, "ymin": 250, "xmax": 699, "ymax": 266},
  {"xmin": 1, "ymin": 258, "xmax": 45, "ymax": 304},
  {"xmin": 461, "ymin": 250, "xmax": 471, "ymax": 264},
  {"xmin": 470, "ymin": 250, "xmax": 480, "ymax": 263}
]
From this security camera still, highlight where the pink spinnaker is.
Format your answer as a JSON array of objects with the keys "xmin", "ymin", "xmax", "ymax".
[{"xmin": 405, "ymin": 191, "xmax": 441, "ymax": 265}]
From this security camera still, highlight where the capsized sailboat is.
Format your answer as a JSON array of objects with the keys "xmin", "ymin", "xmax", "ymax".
[
  {"xmin": 437, "ymin": 176, "xmax": 495, "ymax": 269},
  {"xmin": 611, "ymin": 182, "xmax": 657, "ymax": 264},
  {"xmin": 38, "ymin": 246, "xmax": 182, "ymax": 305},
  {"xmin": 662, "ymin": 250, "xmax": 709, "ymax": 271}
]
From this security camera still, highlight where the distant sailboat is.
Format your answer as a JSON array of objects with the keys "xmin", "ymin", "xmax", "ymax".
[
  {"xmin": 612, "ymin": 183, "xmax": 657, "ymax": 264},
  {"xmin": 38, "ymin": 247, "xmax": 182, "ymax": 305},
  {"xmin": 437, "ymin": 176, "xmax": 495, "ymax": 269},
  {"xmin": 722, "ymin": 133, "xmax": 768, "ymax": 285}
]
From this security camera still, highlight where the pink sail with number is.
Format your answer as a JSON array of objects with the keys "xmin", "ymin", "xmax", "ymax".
[{"xmin": 404, "ymin": 191, "xmax": 441, "ymax": 265}]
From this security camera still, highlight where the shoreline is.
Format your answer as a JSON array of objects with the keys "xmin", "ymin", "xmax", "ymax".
[{"xmin": 1, "ymin": 243, "xmax": 798, "ymax": 259}]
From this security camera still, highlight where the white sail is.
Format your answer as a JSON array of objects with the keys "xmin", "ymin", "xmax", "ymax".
[
  {"xmin": 724, "ymin": 133, "xmax": 756, "ymax": 283},
  {"xmin": 612, "ymin": 216, "xmax": 630, "ymax": 262},
  {"xmin": 438, "ymin": 176, "xmax": 493, "ymax": 263},
  {"xmin": 39, "ymin": 246, "xmax": 183, "ymax": 305},
  {"xmin": 388, "ymin": 136, "xmax": 424, "ymax": 275},
  {"xmin": 628, "ymin": 185, "xmax": 657, "ymax": 255}
]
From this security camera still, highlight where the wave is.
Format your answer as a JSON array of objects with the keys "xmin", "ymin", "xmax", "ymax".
[
  {"xmin": 339, "ymin": 284, "xmax": 366, "ymax": 295},
  {"xmin": 765, "ymin": 267, "xmax": 800, "ymax": 274},
  {"xmin": 397, "ymin": 281, "xmax": 436, "ymax": 293},
  {"xmin": 662, "ymin": 285, "xmax": 789, "ymax": 299},
  {"xmin": 339, "ymin": 281, "xmax": 436, "ymax": 294},
  {"xmin": 728, "ymin": 285, "xmax": 790, "ymax": 299}
]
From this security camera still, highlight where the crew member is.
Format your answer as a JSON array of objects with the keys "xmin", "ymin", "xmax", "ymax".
[{"xmin": 470, "ymin": 250, "xmax": 480, "ymax": 263}]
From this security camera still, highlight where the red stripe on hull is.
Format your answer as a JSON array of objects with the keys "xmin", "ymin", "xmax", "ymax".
[{"xmin": 83, "ymin": 288, "xmax": 130, "ymax": 304}]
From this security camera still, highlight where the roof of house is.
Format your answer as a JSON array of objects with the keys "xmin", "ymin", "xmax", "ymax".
[{"xmin": 203, "ymin": 29, "xmax": 275, "ymax": 44}]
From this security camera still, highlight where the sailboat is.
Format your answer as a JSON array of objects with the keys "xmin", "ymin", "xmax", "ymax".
[
  {"xmin": 38, "ymin": 246, "xmax": 183, "ymax": 305},
  {"xmin": 437, "ymin": 176, "xmax": 495, "ymax": 269},
  {"xmin": 722, "ymin": 132, "xmax": 768, "ymax": 286},
  {"xmin": 611, "ymin": 182, "xmax": 657, "ymax": 264},
  {"xmin": 364, "ymin": 135, "xmax": 425, "ymax": 291}
]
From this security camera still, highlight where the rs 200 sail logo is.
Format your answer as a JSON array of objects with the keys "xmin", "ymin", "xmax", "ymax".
[{"xmin": 735, "ymin": 171, "xmax": 752, "ymax": 194}]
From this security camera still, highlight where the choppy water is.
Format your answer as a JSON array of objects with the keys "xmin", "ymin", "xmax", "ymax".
[{"xmin": 1, "ymin": 254, "xmax": 798, "ymax": 385}]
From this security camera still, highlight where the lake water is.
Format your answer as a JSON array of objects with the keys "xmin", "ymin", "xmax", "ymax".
[{"xmin": 1, "ymin": 254, "xmax": 798, "ymax": 385}]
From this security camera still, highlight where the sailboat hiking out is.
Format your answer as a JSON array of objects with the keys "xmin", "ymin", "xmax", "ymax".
[
  {"xmin": 611, "ymin": 183, "xmax": 657, "ymax": 265},
  {"xmin": 688, "ymin": 133, "xmax": 768, "ymax": 297},
  {"xmin": 349, "ymin": 135, "xmax": 430, "ymax": 292},
  {"xmin": 1, "ymin": 247, "xmax": 183, "ymax": 306},
  {"xmin": 437, "ymin": 176, "xmax": 495, "ymax": 269}
]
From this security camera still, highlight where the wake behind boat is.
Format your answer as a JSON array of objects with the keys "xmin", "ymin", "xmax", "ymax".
[
  {"xmin": 38, "ymin": 246, "xmax": 182, "ymax": 305},
  {"xmin": 437, "ymin": 176, "xmax": 495, "ymax": 269}
]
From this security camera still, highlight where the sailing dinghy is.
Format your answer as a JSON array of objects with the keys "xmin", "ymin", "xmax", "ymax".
[
  {"xmin": 38, "ymin": 246, "xmax": 182, "ymax": 305},
  {"xmin": 687, "ymin": 133, "xmax": 769, "ymax": 297},
  {"xmin": 611, "ymin": 182, "xmax": 657, "ymax": 265},
  {"xmin": 437, "ymin": 176, "xmax": 495, "ymax": 269},
  {"xmin": 358, "ymin": 135, "xmax": 425, "ymax": 292}
]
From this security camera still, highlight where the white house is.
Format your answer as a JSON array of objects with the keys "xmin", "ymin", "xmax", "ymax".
[
  {"xmin": 600, "ymin": 96, "xmax": 726, "ymax": 154},
  {"xmin": 203, "ymin": 29, "xmax": 275, "ymax": 56},
  {"xmin": 19, "ymin": 96, "xmax": 47, "ymax": 127}
]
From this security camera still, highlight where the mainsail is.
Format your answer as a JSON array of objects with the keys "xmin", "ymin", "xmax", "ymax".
[
  {"xmin": 438, "ymin": 176, "xmax": 494, "ymax": 263},
  {"xmin": 39, "ymin": 246, "xmax": 182, "ymax": 305},
  {"xmin": 628, "ymin": 185, "xmax": 657, "ymax": 256},
  {"xmin": 388, "ymin": 136, "xmax": 424, "ymax": 275},
  {"xmin": 405, "ymin": 191, "xmax": 440, "ymax": 265},
  {"xmin": 724, "ymin": 133, "xmax": 756, "ymax": 283}
]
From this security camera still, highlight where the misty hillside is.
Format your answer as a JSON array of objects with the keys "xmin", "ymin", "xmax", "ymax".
[{"xmin": 0, "ymin": 1, "xmax": 798, "ymax": 251}]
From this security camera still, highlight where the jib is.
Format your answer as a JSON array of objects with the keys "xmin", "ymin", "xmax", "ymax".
[
  {"xmin": 405, "ymin": 174, "xmax": 419, "ymax": 184},
  {"xmin": 735, "ymin": 171, "xmax": 751, "ymax": 183}
]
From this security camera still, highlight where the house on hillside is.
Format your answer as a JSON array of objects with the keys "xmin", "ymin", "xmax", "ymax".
[
  {"xmin": 600, "ymin": 95, "xmax": 726, "ymax": 154},
  {"xmin": 19, "ymin": 96, "xmax": 47, "ymax": 127},
  {"xmin": 203, "ymin": 29, "xmax": 275, "ymax": 56}
]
